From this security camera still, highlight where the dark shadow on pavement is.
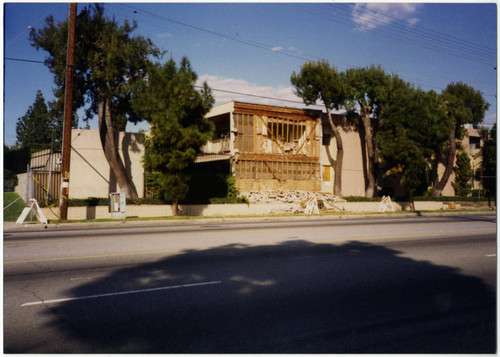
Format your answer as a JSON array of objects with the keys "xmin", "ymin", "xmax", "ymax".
[{"xmin": 10, "ymin": 239, "xmax": 496, "ymax": 353}]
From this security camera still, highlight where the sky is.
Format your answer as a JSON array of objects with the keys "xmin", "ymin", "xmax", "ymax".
[{"xmin": 2, "ymin": 2, "xmax": 497, "ymax": 147}]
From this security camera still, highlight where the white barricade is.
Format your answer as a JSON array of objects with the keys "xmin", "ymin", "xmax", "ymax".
[
  {"xmin": 16, "ymin": 199, "xmax": 48, "ymax": 225},
  {"xmin": 305, "ymin": 196, "xmax": 319, "ymax": 215},
  {"xmin": 378, "ymin": 195, "xmax": 395, "ymax": 213}
]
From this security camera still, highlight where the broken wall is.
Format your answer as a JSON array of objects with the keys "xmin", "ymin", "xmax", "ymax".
[{"xmin": 231, "ymin": 103, "xmax": 322, "ymax": 192}]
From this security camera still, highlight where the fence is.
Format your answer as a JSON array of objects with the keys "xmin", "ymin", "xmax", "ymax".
[
  {"xmin": 25, "ymin": 150, "xmax": 62, "ymax": 204},
  {"xmin": 33, "ymin": 171, "xmax": 62, "ymax": 203},
  {"xmin": 30, "ymin": 149, "xmax": 62, "ymax": 172}
]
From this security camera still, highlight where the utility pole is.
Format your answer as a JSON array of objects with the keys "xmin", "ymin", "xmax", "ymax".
[{"xmin": 59, "ymin": 3, "xmax": 77, "ymax": 220}]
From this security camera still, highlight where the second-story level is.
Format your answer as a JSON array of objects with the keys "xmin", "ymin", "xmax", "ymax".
[{"xmin": 203, "ymin": 101, "xmax": 322, "ymax": 159}]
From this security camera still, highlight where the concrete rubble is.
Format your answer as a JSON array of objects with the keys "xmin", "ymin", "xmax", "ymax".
[{"xmin": 240, "ymin": 190, "xmax": 347, "ymax": 213}]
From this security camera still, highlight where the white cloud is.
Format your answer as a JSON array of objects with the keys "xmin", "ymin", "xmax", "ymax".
[
  {"xmin": 352, "ymin": 3, "xmax": 422, "ymax": 31},
  {"xmin": 407, "ymin": 17, "xmax": 420, "ymax": 27},
  {"xmin": 271, "ymin": 46, "xmax": 283, "ymax": 52},
  {"xmin": 197, "ymin": 74, "xmax": 323, "ymax": 109},
  {"xmin": 157, "ymin": 32, "xmax": 174, "ymax": 39}
]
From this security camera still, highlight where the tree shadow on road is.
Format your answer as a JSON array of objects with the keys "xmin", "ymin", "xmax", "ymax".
[{"xmin": 12, "ymin": 239, "xmax": 497, "ymax": 353}]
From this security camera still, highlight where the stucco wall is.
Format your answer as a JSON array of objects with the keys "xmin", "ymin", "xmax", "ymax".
[
  {"xmin": 320, "ymin": 120, "xmax": 366, "ymax": 196},
  {"xmin": 69, "ymin": 129, "xmax": 145, "ymax": 199},
  {"xmin": 14, "ymin": 173, "xmax": 28, "ymax": 200},
  {"xmin": 39, "ymin": 201, "xmax": 471, "ymax": 220}
]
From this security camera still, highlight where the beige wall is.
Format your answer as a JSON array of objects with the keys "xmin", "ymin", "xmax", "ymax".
[
  {"xmin": 69, "ymin": 129, "xmax": 145, "ymax": 199},
  {"xmin": 39, "ymin": 201, "xmax": 478, "ymax": 220},
  {"xmin": 14, "ymin": 173, "xmax": 28, "ymax": 199},
  {"xmin": 320, "ymin": 119, "xmax": 366, "ymax": 196}
]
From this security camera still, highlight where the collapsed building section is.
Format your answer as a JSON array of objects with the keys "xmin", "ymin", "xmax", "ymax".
[{"xmin": 201, "ymin": 102, "xmax": 323, "ymax": 192}]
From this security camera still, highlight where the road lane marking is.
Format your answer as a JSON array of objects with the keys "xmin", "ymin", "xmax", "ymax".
[
  {"xmin": 20, "ymin": 280, "xmax": 222, "ymax": 307},
  {"xmin": 5, "ymin": 231, "xmax": 495, "ymax": 265},
  {"xmin": 486, "ymin": 254, "xmax": 496, "ymax": 257}
]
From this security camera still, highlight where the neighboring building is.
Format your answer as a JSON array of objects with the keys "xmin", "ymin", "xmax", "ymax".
[
  {"xmin": 16, "ymin": 129, "xmax": 146, "ymax": 201},
  {"xmin": 68, "ymin": 129, "xmax": 146, "ymax": 198},
  {"xmin": 464, "ymin": 127, "xmax": 486, "ymax": 191}
]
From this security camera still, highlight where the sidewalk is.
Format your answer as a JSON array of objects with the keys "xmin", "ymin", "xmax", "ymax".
[{"xmin": 3, "ymin": 209, "xmax": 496, "ymax": 232}]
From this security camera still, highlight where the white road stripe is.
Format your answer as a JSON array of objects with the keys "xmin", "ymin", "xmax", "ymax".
[
  {"xmin": 485, "ymin": 254, "xmax": 496, "ymax": 257},
  {"xmin": 21, "ymin": 281, "xmax": 222, "ymax": 307}
]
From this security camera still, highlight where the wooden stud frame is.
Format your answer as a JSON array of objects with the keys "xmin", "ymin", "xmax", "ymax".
[{"xmin": 231, "ymin": 103, "xmax": 322, "ymax": 188}]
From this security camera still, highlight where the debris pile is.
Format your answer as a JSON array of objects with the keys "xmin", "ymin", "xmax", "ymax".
[{"xmin": 240, "ymin": 190, "xmax": 346, "ymax": 211}]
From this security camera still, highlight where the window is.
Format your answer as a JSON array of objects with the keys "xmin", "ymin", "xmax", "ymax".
[
  {"xmin": 469, "ymin": 136, "xmax": 481, "ymax": 155},
  {"xmin": 267, "ymin": 120, "xmax": 305, "ymax": 143},
  {"xmin": 323, "ymin": 165, "xmax": 331, "ymax": 182}
]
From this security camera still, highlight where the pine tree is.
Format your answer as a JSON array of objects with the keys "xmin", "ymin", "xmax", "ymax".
[
  {"xmin": 133, "ymin": 58, "xmax": 214, "ymax": 215},
  {"xmin": 377, "ymin": 87, "xmax": 450, "ymax": 209},
  {"xmin": 16, "ymin": 90, "xmax": 57, "ymax": 151},
  {"xmin": 291, "ymin": 60, "xmax": 347, "ymax": 197},
  {"xmin": 431, "ymin": 82, "xmax": 489, "ymax": 196},
  {"xmin": 345, "ymin": 65, "xmax": 393, "ymax": 198}
]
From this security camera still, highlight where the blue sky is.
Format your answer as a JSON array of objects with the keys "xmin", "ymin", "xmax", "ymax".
[{"xmin": 3, "ymin": 2, "xmax": 497, "ymax": 147}]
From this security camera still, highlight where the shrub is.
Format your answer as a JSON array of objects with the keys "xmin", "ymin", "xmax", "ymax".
[
  {"xmin": 209, "ymin": 196, "xmax": 249, "ymax": 204},
  {"xmin": 452, "ymin": 152, "xmax": 472, "ymax": 197},
  {"xmin": 144, "ymin": 172, "xmax": 162, "ymax": 199},
  {"xmin": 4, "ymin": 169, "xmax": 18, "ymax": 192},
  {"xmin": 343, "ymin": 196, "xmax": 379, "ymax": 202}
]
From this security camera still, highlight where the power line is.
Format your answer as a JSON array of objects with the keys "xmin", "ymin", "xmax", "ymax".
[
  {"xmin": 195, "ymin": 85, "xmax": 321, "ymax": 107},
  {"xmin": 336, "ymin": 3, "xmax": 495, "ymax": 55},
  {"xmin": 110, "ymin": 3, "xmax": 320, "ymax": 64},
  {"xmin": 6, "ymin": 54, "xmax": 496, "ymax": 99},
  {"xmin": 332, "ymin": 3, "xmax": 496, "ymax": 58},
  {"xmin": 290, "ymin": 3, "xmax": 495, "ymax": 66},
  {"xmin": 5, "ymin": 3, "xmax": 61, "ymax": 46},
  {"xmin": 6, "ymin": 4, "xmax": 496, "ymax": 101},
  {"xmin": 5, "ymin": 57, "xmax": 46, "ymax": 64},
  {"xmin": 110, "ymin": 3, "xmax": 496, "ymax": 93}
]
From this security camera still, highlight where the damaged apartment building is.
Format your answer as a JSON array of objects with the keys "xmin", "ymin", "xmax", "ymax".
[{"xmin": 199, "ymin": 101, "xmax": 366, "ymax": 196}]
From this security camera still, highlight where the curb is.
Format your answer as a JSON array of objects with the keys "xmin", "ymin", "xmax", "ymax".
[{"xmin": 3, "ymin": 210, "xmax": 496, "ymax": 232}]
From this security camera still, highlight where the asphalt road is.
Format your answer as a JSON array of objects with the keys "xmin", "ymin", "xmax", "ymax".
[{"xmin": 4, "ymin": 214, "xmax": 497, "ymax": 353}]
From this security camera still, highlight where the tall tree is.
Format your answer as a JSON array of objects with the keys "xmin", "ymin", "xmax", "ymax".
[
  {"xmin": 377, "ymin": 87, "xmax": 449, "ymax": 209},
  {"xmin": 431, "ymin": 82, "xmax": 489, "ymax": 196},
  {"xmin": 133, "ymin": 58, "xmax": 214, "ymax": 216},
  {"xmin": 345, "ymin": 65, "xmax": 392, "ymax": 198},
  {"xmin": 16, "ymin": 90, "xmax": 58, "ymax": 151},
  {"xmin": 291, "ymin": 60, "xmax": 347, "ymax": 197},
  {"xmin": 30, "ymin": 5, "xmax": 160, "ymax": 198}
]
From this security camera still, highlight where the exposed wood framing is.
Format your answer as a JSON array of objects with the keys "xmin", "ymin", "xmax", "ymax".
[{"xmin": 230, "ymin": 102, "xmax": 322, "ymax": 190}]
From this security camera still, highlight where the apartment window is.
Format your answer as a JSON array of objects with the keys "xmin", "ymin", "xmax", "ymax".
[
  {"xmin": 323, "ymin": 165, "xmax": 331, "ymax": 182},
  {"xmin": 267, "ymin": 120, "xmax": 306, "ymax": 143},
  {"xmin": 469, "ymin": 136, "xmax": 481, "ymax": 155}
]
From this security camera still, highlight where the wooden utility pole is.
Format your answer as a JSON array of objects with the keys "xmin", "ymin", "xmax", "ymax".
[{"xmin": 59, "ymin": 3, "xmax": 77, "ymax": 220}]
